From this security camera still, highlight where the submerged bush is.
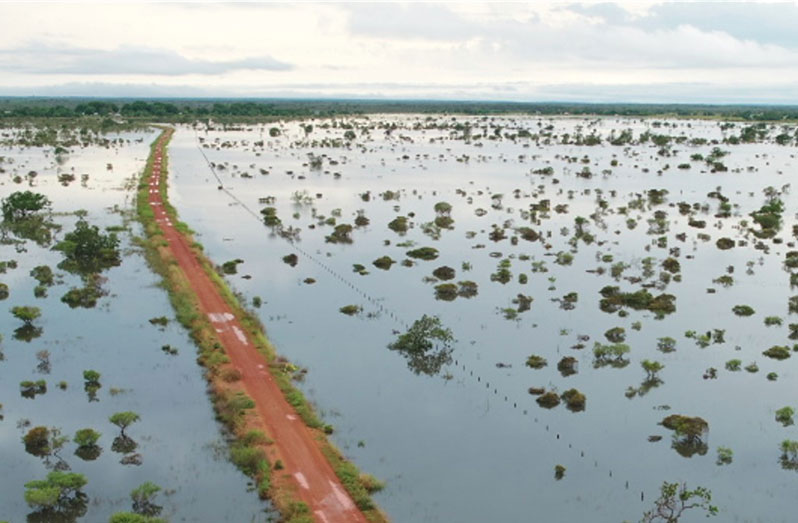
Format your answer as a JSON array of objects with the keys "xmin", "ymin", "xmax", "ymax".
[
  {"xmin": 593, "ymin": 342, "xmax": 630, "ymax": 368},
  {"xmin": 432, "ymin": 266, "xmax": 455, "ymax": 281},
  {"xmin": 536, "ymin": 391, "xmax": 560, "ymax": 409},
  {"xmin": 561, "ymin": 388, "xmax": 586, "ymax": 412},
  {"xmin": 339, "ymin": 305, "xmax": 361, "ymax": 316},
  {"xmin": 598, "ymin": 286, "xmax": 676, "ymax": 317},
  {"xmin": 557, "ymin": 356, "xmax": 578, "ymax": 377},
  {"xmin": 776, "ymin": 406, "xmax": 795, "ymax": 426},
  {"xmin": 732, "ymin": 305, "xmax": 755, "ymax": 317},
  {"xmin": 406, "ymin": 247, "xmax": 439, "ymax": 261},
  {"xmin": 763, "ymin": 346, "xmax": 791, "ymax": 360},
  {"xmin": 434, "ymin": 283, "xmax": 458, "ymax": 301},
  {"xmin": 372, "ymin": 256, "xmax": 395, "ymax": 270},
  {"xmin": 525, "ymin": 355, "xmax": 548, "ymax": 369}
]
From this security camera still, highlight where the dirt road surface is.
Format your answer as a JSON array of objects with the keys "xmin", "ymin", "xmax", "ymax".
[{"xmin": 147, "ymin": 133, "xmax": 369, "ymax": 523}]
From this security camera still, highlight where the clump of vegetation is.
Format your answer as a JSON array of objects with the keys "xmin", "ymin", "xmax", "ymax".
[
  {"xmin": 434, "ymin": 283, "xmax": 458, "ymax": 301},
  {"xmin": 593, "ymin": 342, "xmax": 630, "ymax": 368},
  {"xmin": 30, "ymin": 265, "xmax": 54, "ymax": 286},
  {"xmin": 764, "ymin": 316, "xmax": 783, "ymax": 326},
  {"xmin": 221, "ymin": 259, "xmax": 243, "ymax": 274},
  {"xmin": 387, "ymin": 315, "xmax": 453, "ymax": 376},
  {"xmin": 131, "ymin": 481, "xmax": 164, "ymax": 517},
  {"xmin": 373, "ymin": 256, "xmax": 395, "ymax": 270},
  {"xmin": 780, "ymin": 440, "xmax": 798, "ymax": 470},
  {"xmin": 557, "ymin": 356, "xmax": 578, "ymax": 377},
  {"xmin": 282, "ymin": 253, "xmax": 298, "ymax": 267},
  {"xmin": 598, "ymin": 286, "xmax": 676, "ymax": 317},
  {"xmin": 657, "ymin": 337, "xmax": 676, "ymax": 353},
  {"xmin": 732, "ymin": 305, "xmax": 755, "ymax": 317},
  {"xmin": 260, "ymin": 207, "xmax": 281, "ymax": 227},
  {"xmin": 388, "ymin": 216, "xmax": 409, "ymax": 234},
  {"xmin": 325, "ymin": 223, "xmax": 354, "ymax": 244},
  {"xmin": 641, "ymin": 481, "xmax": 717, "ymax": 521},
  {"xmin": 525, "ymin": 354, "xmax": 548, "ymax": 369},
  {"xmin": 642, "ymin": 360, "xmax": 665, "ymax": 380},
  {"xmin": 554, "ymin": 464, "xmax": 566, "ymax": 480},
  {"xmin": 407, "ymin": 247, "xmax": 439, "ymax": 261},
  {"xmin": 750, "ymin": 194, "xmax": 784, "ymax": 238},
  {"xmin": 61, "ymin": 274, "xmax": 107, "ymax": 308},
  {"xmin": 716, "ymin": 237, "xmax": 735, "ymax": 250},
  {"xmin": 24, "ymin": 470, "xmax": 88, "ymax": 517},
  {"xmin": 604, "ymin": 326, "xmax": 626, "ymax": 343},
  {"xmin": 11, "ymin": 305, "xmax": 41, "ymax": 325},
  {"xmin": 432, "ymin": 266, "xmax": 455, "ymax": 280},
  {"xmin": 661, "ymin": 414, "xmax": 709, "ymax": 458},
  {"xmin": 457, "ymin": 280, "xmax": 478, "ymax": 298},
  {"xmin": 763, "ymin": 345, "xmax": 791, "ymax": 360},
  {"xmin": 725, "ymin": 359, "xmax": 742, "ymax": 371},
  {"xmin": 339, "ymin": 304, "xmax": 361, "ymax": 316},
  {"xmin": 2, "ymin": 190, "xmax": 51, "ymax": 221},
  {"xmin": 536, "ymin": 391, "xmax": 561, "ymax": 409},
  {"xmin": 517, "ymin": 227, "xmax": 539, "ymax": 242},
  {"xmin": 716, "ymin": 446, "xmax": 733, "ymax": 466},
  {"xmin": 73, "ymin": 428, "xmax": 102, "ymax": 461},
  {"xmin": 662, "ymin": 257, "xmax": 681, "ymax": 274},
  {"xmin": 54, "ymin": 219, "xmax": 121, "ymax": 274},
  {"xmin": 23, "ymin": 425, "xmax": 55, "ymax": 456},
  {"xmin": 561, "ymin": 388, "xmax": 586, "ymax": 411},
  {"xmin": 109, "ymin": 411, "xmax": 140, "ymax": 438},
  {"xmin": 490, "ymin": 259, "xmax": 512, "ymax": 284},
  {"xmin": 148, "ymin": 316, "xmax": 169, "ymax": 327},
  {"xmin": 776, "ymin": 406, "xmax": 795, "ymax": 426}
]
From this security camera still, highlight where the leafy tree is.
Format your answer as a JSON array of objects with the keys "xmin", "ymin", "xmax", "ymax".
[
  {"xmin": 388, "ymin": 315, "xmax": 454, "ymax": 376},
  {"xmin": 24, "ymin": 471, "xmax": 87, "ymax": 509},
  {"xmin": 642, "ymin": 360, "xmax": 665, "ymax": 380},
  {"xmin": 82, "ymin": 370, "xmax": 101, "ymax": 385},
  {"xmin": 641, "ymin": 481, "xmax": 718, "ymax": 522},
  {"xmin": 54, "ymin": 219, "xmax": 121, "ymax": 274},
  {"xmin": 73, "ymin": 428, "xmax": 101, "ymax": 448},
  {"xmin": 30, "ymin": 265, "xmax": 54, "ymax": 286},
  {"xmin": 1, "ymin": 191, "xmax": 50, "ymax": 221},
  {"xmin": 11, "ymin": 305, "xmax": 41, "ymax": 325},
  {"xmin": 434, "ymin": 201, "xmax": 452, "ymax": 215},
  {"xmin": 131, "ymin": 481, "xmax": 163, "ymax": 516},
  {"xmin": 23, "ymin": 426, "xmax": 51, "ymax": 457},
  {"xmin": 661, "ymin": 415, "xmax": 709, "ymax": 458},
  {"xmin": 109, "ymin": 411, "xmax": 140, "ymax": 437}
]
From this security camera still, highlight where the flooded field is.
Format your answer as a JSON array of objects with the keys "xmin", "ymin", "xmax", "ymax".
[
  {"xmin": 166, "ymin": 115, "xmax": 798, "ymax": 522},
  {"xmin": 0, "ymin": 129, "xmax": 274, "ymax": 522}
]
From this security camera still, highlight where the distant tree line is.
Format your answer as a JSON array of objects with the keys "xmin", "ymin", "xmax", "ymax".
[{"xmin": 1, "ymin": 98, "xmax": 798, "ymax": 121}]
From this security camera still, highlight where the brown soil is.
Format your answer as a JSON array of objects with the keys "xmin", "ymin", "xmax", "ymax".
[{"xmin": 148, "ymin": 134, "xmax": 369, "ymax": 522}]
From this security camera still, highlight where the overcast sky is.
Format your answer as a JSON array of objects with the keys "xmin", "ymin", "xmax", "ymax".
[{"xmin": 1, "ymin": 1, "xmax": 798, "ymax": 103}]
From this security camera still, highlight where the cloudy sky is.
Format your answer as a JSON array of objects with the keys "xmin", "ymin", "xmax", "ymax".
[{"xmin": 1, "ymin": 1, "xmax": 798, "ymax": 103}]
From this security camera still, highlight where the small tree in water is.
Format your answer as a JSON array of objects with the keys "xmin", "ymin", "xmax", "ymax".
[
  {"xmin": 388, "ymin": 315, "xmax": 454, "ymax": 376},
  {"xmin": 642, "ymin": 481, "xmax": 718, "ymax": 522},
  {"xmin": 109, "ymin": 411, "xmax": 140, "ymax": 438}
]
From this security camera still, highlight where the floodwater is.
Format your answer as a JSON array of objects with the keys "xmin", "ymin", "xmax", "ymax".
[
  {"xmin": 0, "ymin": 129, "xmax": 274, "ymax": 522},
  {"xmin": 166, "ymin": 116, "xmax": 798, "ymax": 522}
]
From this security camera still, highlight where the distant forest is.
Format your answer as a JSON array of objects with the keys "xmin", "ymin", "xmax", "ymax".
[{"xmin": 2, "ymin": 98, "xmax": 798, "ymax": 121}]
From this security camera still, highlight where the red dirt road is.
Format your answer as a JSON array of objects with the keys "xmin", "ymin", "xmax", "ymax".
[{"xmin": 147, "ymin": 133, "xmax": 368, "ymax": 523}]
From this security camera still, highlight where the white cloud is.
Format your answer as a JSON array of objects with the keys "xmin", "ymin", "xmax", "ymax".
[
  {"xmin": 0, "ymin": 44, "xmax": 292, "ymax": 75},
  {"xmin": 0, "ymin": 2, "xmax": 796, "ymax": 103}
]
